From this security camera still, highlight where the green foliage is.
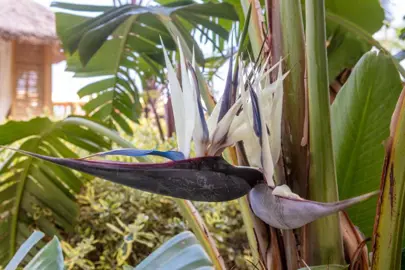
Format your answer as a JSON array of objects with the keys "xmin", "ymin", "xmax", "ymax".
[
  {"xmin": 2, "ymin": 1, "xmax": 403, "ymax": 270},
  {"xmin": 4, "ymin": 231, "xmax": 45, "ymax": 269},
  {"xmin": 63, "ymin": 178, "xmax": 250, "ymax": 269},
  {"xmin": 53, "ymin": 1, "xmax": 238, "ymax": 134},
  {"xmin": 5, "ymin": 230, "xmax": 213, "ymax": 270},
  {"xmin": 0, "ymin": 117, "xmax": 109, "ymax": 264},
  {"xmin": 4, "ymin": 231, "xmax": 64, "ymax": 270},
  {"xmin": 325, "ymin": 0, "xmax": 384, "ymax": 80},
  {"xmin": 24, "ymin": 237, "xmax": 64, "ymax": 270},
  {"xmin": 133, "ymin": 231, "xmax": 213, "ymax": 270},
  {"xmin": 331, "ymin": 52, "xmax": 403, "ymax": 238},
  {"xmin": 59, "ymin": 120, "xmax": 251, "ymax": 269}
]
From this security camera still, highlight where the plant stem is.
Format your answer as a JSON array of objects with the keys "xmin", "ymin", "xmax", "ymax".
[
  {"xmin": 230, "ymin": 145, "xmax": 265, "ymax": 268},
  {"xmin": 280, "ymin": 0, "xmax": 308, "ymax": 197},
  {"xmin": 64, "ymin": 117, "xmax": 225, "ymax": 269},
  {"xmin": 146, "ymin": 91, "xmax": 165, "ymax": 142},
  {"xmin": 176, "ymin": 201, "xmax": 226, "ymax": 269},
  {"xmin": 305, "ymin": 0, "xmax": 344, "ymax": 265},
  {"xmin": 273, "ymin": 1, "xmax": 307, "ymax": 268}
]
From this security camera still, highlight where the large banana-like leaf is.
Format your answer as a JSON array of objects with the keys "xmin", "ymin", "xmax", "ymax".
[
  {"xmin": 331, "ymin": 52, "xmax": 403, "ymax": 239},
  {"xmin": 0, "ymin": 117, "xmax": 109, "ymax": 265},
  {"xmin": 325, "ymin": 0, "xmax": 384, "ymax": 80},
  {"xmin": 52, "ymin": 1, "xmax": 238, "ymax": 134}
]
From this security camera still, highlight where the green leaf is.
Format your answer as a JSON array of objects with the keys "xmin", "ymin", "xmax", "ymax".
[
  {"xmin": 55, "ymin": 1, "xmax": 234, "ymax": 128},
  {"xmin": 24, "ymin": 237, "xmax": 64, "ymax": 270},
  {"xmin": 55, "ymin": 12, "xmax": 90, "ymax": 48},
  {"xmin": 325, "ymin": 0, "xmax": 383, "ymax": 33},
  {"xmin": 65, "ymin": 40, "xmax": 125, "ymax": 77},
  {"xmin": 134, "ymin": 231, "xmax": 214, "ymax": 270},
  {"xmin": 325, "ymin": 0, "xmax": 384, "ymax": 79},
  {"xmin": 77, "ymin": 17, "xmax": 141, "ymax": 134},
  {"xmin": 5, "ymin": 231, "xmax": 44, "ymax": 270},
  {"xmin": 0, "ymin": 117, "xmax": 109, "ymax": 265},
  {"xmin": 0, "ymin": 118, "xmax": 54, "ymax": 145},
  {"xmin": 64, "ymin": 5, "xmax": 134, "ymax": 54},
  {"xmin": 51, "ymin": 1, "xmax": 111, "ymax": 12},
  {"xmin": 332, "ymin": 52, "xmax": 403, "ymax": 238},
  {"xmin": 174, "ymin": 2, "xmax": 238, "ymax": 20},
  {"xmin": 176, "ymin": 12, "xmax": 229, "ymax": 40},
  {"xmin": 77, "ymin": 77, "xmax": 115, "ymax": 97},
  {"xmin": 78, "ymin": 14, "xmax": 136, "ymax": 65},
  {"xmin": 327, "ymin": 30, "xmax": 369, "ymax": 81},
  {"xmin": 325, "ymin": 11, "xmax": 405, "ymax": 78}
]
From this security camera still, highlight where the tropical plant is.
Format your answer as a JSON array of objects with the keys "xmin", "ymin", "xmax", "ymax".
[
  {"xmin": 52, "ymin": 0, "xmax": 239, "ymax": 134},
  {"xmin": 4, "ymin": 231, "xmax": 64, "ymax": 270},
  {"xmin": 0, "ymin": 117, "xmax": 111, "ymax": 264},
  {"xmin": 65, "ymin": 177, "xmax": 250, "ymax": 269},
  {"xmin": 4, "ymin": 230, "xmax": 211, "ymax": 270},
  {"xmin": 1, "ymin": 0, "xmax": 405, "ymax": 269}
]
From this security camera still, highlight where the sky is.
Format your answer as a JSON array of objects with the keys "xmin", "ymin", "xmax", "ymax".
[{"xmin": 34, "ymin": 0, "xmax": 405, "ymax": 102}]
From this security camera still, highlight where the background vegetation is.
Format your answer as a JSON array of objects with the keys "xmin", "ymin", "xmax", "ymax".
[
  {"xmin": 63, "ymin": 122, "xmax": 251, "ymax": 269},
  {"xmin": 1, "ymin": 0, "xmax": 405, "ymax": 269}
]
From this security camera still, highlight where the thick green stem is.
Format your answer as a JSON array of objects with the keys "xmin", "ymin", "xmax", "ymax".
[
  {"xmin": 64, "ymin": 117, "xmax": 225, "ymax": 269},
  {"xmin": 222, "ymin": 145, "xmax": 264, "ymax": 268},
  {"xmin": 305, "ymin": 0, "xmax": 344, "ymax": 265},
  {"xmin": 279, "ymin": 1, "xmax": 307, "ymax": 269},
  {"xmin": 280, "ymin": 0, "xmax": 307, "ymax": 197}
]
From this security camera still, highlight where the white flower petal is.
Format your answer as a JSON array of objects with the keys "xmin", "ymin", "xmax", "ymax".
[
  {"xmin": 268, "ymin": 59, "xmax": 284, "ymax": 164},
  {"xmin": 206, "ymin": 97, "xmax": 222, "ymax": 138},
  {"xmin": 162, "ymin": 39, "xmax": 186, "ymax": 155},
  {"xmin": 223, "ymin": 121, "xmax": 250, "ymax": 148},
  {"xmin": 208, "ymin": 99, "xmax": 241, "ymax": 155},
  {"xmin": 188, "ymin": 60, "xmax": 209, "ymax": 157},
  {"xmin": 178, "ymin": 39, "xmax": 195, "ymax": 157},
  {"xmin": 257, "ymin": 88, "xmax": 274, "ymax": 186},
  {"xmin": 272, "ymin": 184, "xmax": 302, "ymax": 199}
]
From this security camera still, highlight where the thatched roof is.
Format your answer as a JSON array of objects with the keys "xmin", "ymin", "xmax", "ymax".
[{"xmin": 0, "ymin": 0, "xmax": 58, "ymax": 44}]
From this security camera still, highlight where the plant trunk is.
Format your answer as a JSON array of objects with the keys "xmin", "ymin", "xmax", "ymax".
[{"xmin": 305, "ymin": 0, "xmax": 344, "ymax": 264}]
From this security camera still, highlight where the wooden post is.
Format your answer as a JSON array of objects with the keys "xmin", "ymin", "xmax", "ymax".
[
  {"xmin": 10, "ymin": 40, "xmax": 16, "ymax": 118},
  {"xmin": 43, "ymin": 44, "xmax": 53, "ymax": 115}
]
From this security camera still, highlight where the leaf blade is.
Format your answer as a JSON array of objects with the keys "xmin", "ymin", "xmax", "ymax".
[{"xmin": 332, "ymin": 52, "xmax": 403, "ymax": 238}]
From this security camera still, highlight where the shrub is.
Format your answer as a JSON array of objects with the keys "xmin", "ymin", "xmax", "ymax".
[{"xmin": 63, "ymin": 180, "xmax": 252, "ymax": 269}]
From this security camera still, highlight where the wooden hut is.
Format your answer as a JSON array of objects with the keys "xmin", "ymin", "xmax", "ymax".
[{"xmin": 0, "ymin": 0, "xmax": 64, "ymax": 121}]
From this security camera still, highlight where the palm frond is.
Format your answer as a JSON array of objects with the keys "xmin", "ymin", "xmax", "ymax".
[{"xmin": 0, "ymin": 117, "xmax": 109, "ymax": 264}]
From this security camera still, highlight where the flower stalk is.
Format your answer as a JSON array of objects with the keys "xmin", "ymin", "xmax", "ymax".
[{"xmin": 305, "ymin": 0, "xmax": 344, "ymax": 264}]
